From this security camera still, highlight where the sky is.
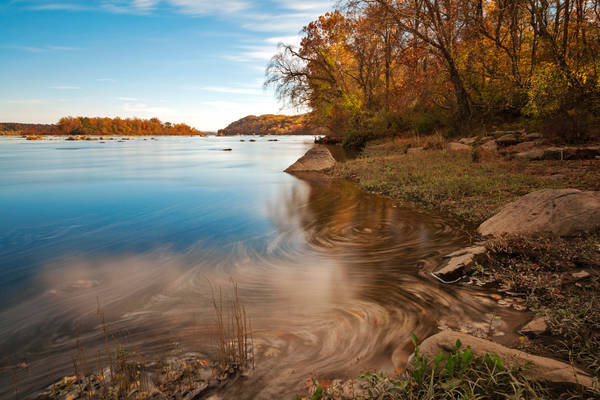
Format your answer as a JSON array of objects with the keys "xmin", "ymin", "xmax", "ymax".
[{"xmin": 0, "ymin": 0, "xmax": 335, "ymax": 131}]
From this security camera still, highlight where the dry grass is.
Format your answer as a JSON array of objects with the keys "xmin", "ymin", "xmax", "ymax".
[
  {"xmin": 37, "ymin": 282, "xmax": 254, "ymax": 399},
  {"xmin": 332, "ymin": 136, "xmax": 600, "ymax": 227},
  {"xmin": 209, "ymin": 279, "xmax": 254, "ymax": 374}
]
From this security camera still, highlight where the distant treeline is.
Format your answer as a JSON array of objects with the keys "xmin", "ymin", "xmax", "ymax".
[
  {"xmin": 217, "ymin": 114, "xmax": 324, "ymax": 136},
  {"xmin": 57, "ymin": 117, "xmax": 205, "ymax": 136},
  {"xmin": 0, "ymin": 123, "xmax": 56, "ymax": 134},
  {"xmin": 0, "ymin": 117, "xmax": 205, "ymax": 136}
]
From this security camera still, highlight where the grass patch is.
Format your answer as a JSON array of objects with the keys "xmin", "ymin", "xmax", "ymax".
[
  {"xmin": 306, "ymin": 335, "xmax": 599, "ymax": 399},
  {"xmin": 331, "ymin": 136, "xmax": 600, "ymax": 227}
]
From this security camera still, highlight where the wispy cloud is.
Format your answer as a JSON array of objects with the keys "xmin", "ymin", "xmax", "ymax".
[
  {"xmin": 185, "ymin": 85, "xmax": 262, "ymax": 95},
  {"xmin": 49, "ymin": 85, "xmax": 80, "ymax": 90},
  {"xmin": 122, "ymin": 102, "xmax": 179, "ymax": 117},
  {"xmin": 117, "ymin": 96, "xmax": 138, "ymax": 101},
  {"xmin": 27, "ymin": 3, "xmax": 92, "ymax": 11},
  {"xmin": 3, "ymin": 44, "xmax": 79, "ymax": 53},
  {"xmin": 7, "ymin": 99, "xmax": 47, "ymax": 104}
]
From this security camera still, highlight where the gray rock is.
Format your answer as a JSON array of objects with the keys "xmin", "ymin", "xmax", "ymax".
[
  {"xmin": 432, "ymin": 246, "xmax": 487, "ymax": 283},
  {"xmin": 515, "ymin": 146, "xmax": 600, "ymax": 161},
  {"xmin": 520, "ymin": 317, "xmax": 548, "ymax": 336},
  {"xmin": 514, "ymin": 148, "xmax": 546, "ymax": 161},
  {"xmin": 523, "ymin": 132, "xmax": 542, "ymax": 140},
  {"xmin": 507, "ymin": 140, "xmax": 544, "ymax": 153},
  {"xmin": 446, "ymin": 142, "xmax": 471, "ymax": 152},
  {"xmin": 478, "ymin": 189, "xmax": 600, "ymax": 237},
  {"xmin": 495, "ymin": 134, "xmax": 520, "ymax": 146},
  {"xmin": 411, "ymin": 331, "xmax": 594, "ymax": 387},
  {"xmin": 480, "ymin": 140, "xmax": 498, "ymax": 152},
  {"xmin": 285, "ymin": 146, "xmax": 336, "ymax": 172}
]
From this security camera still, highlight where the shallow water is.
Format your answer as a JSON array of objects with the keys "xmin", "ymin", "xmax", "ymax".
[{"xmin": 0, "ymin": 136, "xmax": 525, "ymax": 399}]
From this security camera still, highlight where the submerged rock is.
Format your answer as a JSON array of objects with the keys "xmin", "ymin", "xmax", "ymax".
[
  {"xmin": 478, "ymin": 189, "xmax": 600, "ymax": 237},
  {"xmin": 412, "ymin": 331, "xmax": 594, "ymax": 387},
  {"xmin": 285, "ymin": 146, "xmax": 336, "ymax": 172}
]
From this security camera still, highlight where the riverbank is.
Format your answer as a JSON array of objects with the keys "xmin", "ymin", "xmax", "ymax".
[{"xmin": 301, "ymin": 135, "xmax": 600, "ymax": 398}]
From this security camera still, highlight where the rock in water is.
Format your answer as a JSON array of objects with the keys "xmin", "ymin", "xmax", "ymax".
[
  {"xmin": 478, "ymin": 189, "xmax": 600, "ymax": 237},
  {"xmin": 411, "ymin": 331, "xmax": 594, "ymax": 387},
  {"xmin": 285, "ymin": 146, "xmax": 336, "ymax": 172}
]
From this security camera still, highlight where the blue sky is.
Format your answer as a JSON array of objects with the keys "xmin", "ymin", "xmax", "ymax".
[{"xmin": 0, "ymin": 0, "xmax": 334, "ymax": 130}]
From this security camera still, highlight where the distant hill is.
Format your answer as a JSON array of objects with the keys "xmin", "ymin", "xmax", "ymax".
[{"xmin": 218, "ymin": 114, "xmax": 324, "ymax": 136}]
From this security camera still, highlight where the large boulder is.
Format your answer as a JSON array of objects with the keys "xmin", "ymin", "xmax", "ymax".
[
  {"xmin": 478, "ymin": 189, "xmax": 600, "ymax": 237},
  {"xmin": 285, "ymin": 145, "xmax": 336, "ymax": 172},
  {"xmin": 446, "ymin": 142, "xmax": 471, "ymax": 152},
  {"xmin": 411, "ymin": 331, "xmax": 594, "ymax": 387}
]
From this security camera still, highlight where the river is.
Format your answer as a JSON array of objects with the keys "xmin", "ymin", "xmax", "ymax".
[{"xmin": 0, "ymin": 136, "xmax": 526, "ymax": 399}]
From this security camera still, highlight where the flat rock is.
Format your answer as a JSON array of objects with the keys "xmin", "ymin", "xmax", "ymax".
[
  {"xmin": 478, "ymin": 189, "xmax": 600, "ymax": 237},
  {"xmin": 411, "ymin": 331, "xmax": 594, "ymax": 387},
  {"xmin": 520, "ymin": 317, "xmax": 548, "ymax": 336},
  {"xmin": 495, "ymin": 133, "xmax": 520, "ymax": 146},
  {"xmin": 432, "ymin": 246, "xmax": 487, "ymax": 283},
  {"xmin": 572, "ymin": 270, "xmax": 591, "ymax": 279},
  {"xmin": 446, "ymin": 142, "xmax": 471, "ymax": 152},
  {"xmin": 459, "ymin": 137, "xmax": 478, "ymax": 145},
  {"xmin": 285, "ymin": 146, "xmax": 336, "ymax": 172},
  {"xmin": 506, "ymin": 140, "xmax": 544, "ymax": 153},
  {"xmin": 407, "ymin": 146, "xmax": 424, "ymax": 154},
  {"xmin": 515, "ymin": 146, "xmax": 600, "ymax": 161},
  {"xmin": 523, "ymin": 132, "xmax": 542, "ymax": 140}
]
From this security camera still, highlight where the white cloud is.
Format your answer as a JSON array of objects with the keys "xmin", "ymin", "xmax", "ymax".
[
  {"xmin": 122, "ymin": 102, "xmax": 179, "ymax": 117},
  {"xmin": 117, "ymin": 97, "xmax": 138, "ymax": 101},
  {"xmin": 265, "ymin": 35, "xmax": 301, "ymax": 45},
  {"xmin": 5, "ymin": 45, "xmax": 79, "ymax": 53},
  {"xmin": 166, "ymin": 0, "xmax": 249, "ymax": 15},
  {"xmin": 49, "ymin": 86, "xmax": 80, "ymax": 90},
  {"xmin": 6, "ymin": 99, "xmax": 47, "ymax": 104},
  {"xmin": 187, "ymin": 86, "xmax": 262, "ymax": 95}
]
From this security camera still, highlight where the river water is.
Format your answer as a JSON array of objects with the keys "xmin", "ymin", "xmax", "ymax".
[{"xmin": 0, "ymin": 136, "xmax": 525, "ymax": 399}]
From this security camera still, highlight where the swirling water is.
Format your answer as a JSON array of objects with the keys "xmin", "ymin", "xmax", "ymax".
[{"xmin": 0, "ymin": 136, "xmax": 525, "ymax": 399}]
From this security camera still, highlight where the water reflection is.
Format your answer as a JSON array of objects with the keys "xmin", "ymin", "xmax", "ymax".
[{"xmin": 0, "ymin": 138, "xmax": 526, "ymax": 399}]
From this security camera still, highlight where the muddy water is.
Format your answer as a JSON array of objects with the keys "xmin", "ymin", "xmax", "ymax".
[{"xmin": 0, "ymin": 136, "xmax": 526, "ymax": 399}]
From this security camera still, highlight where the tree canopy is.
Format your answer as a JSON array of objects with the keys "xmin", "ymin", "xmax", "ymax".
[{"xmin": 266, "ymin": 0, "xmax": 600, "ymax": 148}]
